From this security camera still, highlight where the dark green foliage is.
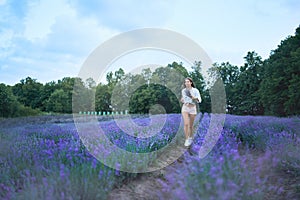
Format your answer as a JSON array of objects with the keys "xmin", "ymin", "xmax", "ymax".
[
  {"xmin": 72, "ymin": 78, "xmax": 95, "ymax": 113},
  {"xmin": 39, "ymin": 81, "xmax": 58, "ymax": 111},
  {"xmin": 167, "ymin": 61, "xmax": 189, "ymax": 78},
  {"xmin": 285, "ymin": 74, "xmax": 300, "ymax": 115},
  {"xmin": 259, "ymin": 26, "xmax": 300, "ymax": 116},
  {"xmin": 45, "ymin": 89, "xmax": 70, "ymax": 113},
  {"xmin": 0, "ymin": 83, "xmax": 19, "ymax": 117},
  {"xmin": 56, "ymin": 77, "xmax": 77, "ymax": 113},
  {"xmin": 208, "ymin": 62, "xmax": 239, "ymax": 114},
  {"xmin": 129, "ymin": 84, "xmax": 181, "ymax": 114},
  {"xmin": 95, "ymin": 83, "xmax": 111, "ymax": 112},
  {"xmin": 234, "ymin": 51, "xmax": 264, "ymax": 115},
  {"xmin": 211, "ymin": 51, "xmax": 264, "ymax": 115},
  {"xmin": 12, "ymin": 77, "xmax": 43, "ymax": 109},
  {"xmin": 0, "ymin": 83, "xmax": 41, "ymax": 117},
  {"xmin": 17, "ymin": 104, "xmax": 41, "ymax": 117}
]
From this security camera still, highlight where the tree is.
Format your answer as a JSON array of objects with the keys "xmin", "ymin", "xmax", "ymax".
[
  {"xmin": 114, "ymin": 68, "xmax": 125, "ymax": 83},
  {"xmin": 12, "ymin": 77, "xmax": 43, "ymax": 109},
  {"xmin": 95, "ymin": 83, "xmax": 111, "ymax": 112},
  {"xmin": 45, "ymin": 89, "xmax": 69, "ymax": 113},
  {"xmin": 167, "ymin": 61, "xmax": 189, "ymax": 78},
  {"xmin": 106, "ymin": 68, "xmax": 125, "ymax": 87},
  {"xmin": 233, "ymin": 51, "xmax": 264, "ymax": 115},
  {"xmin": 110, "ymin": 66, "xmax": 185, "ymax": 114},
  {"xmin": 189, "ymin": 61, "xmax": 209, "ymax": 113},
  {"xmin": 72, "ymin": 77, "xmax": 95, "ymax": 113},
  {"xmin": 152, "ymin": 66, "xmax": 184, "ymax": 97},
  {"xmin": 151, "ymin": 66, "xmax": 170, "ymax": 86},
  {"xmin": 141, "ymin": 68, "xmax": 152, "ymax": 85},
  {"xmin": 0, "ymin": 84, "xmax": 19, "ymax": 117},
  {"xmin": 259, "ymin": 25, "xmax": 300, "ymax": 116},
  {"xmin": 110, "ymin": 73, "xmax": 142, "ymax": 113},
  {"xmin": 56, "ymin": 77, "xmax": 78, "ymax": 113},
  {"xmin": 40, "ymin": 81, "xmax": 58, "ymax": 111},
  {"xmin": 285, "ymin": 74, "xmax": 300, "ymax": 115},
  {"xmin": 129, "ymin": 84, "xmax": 180, "ymax": 114},
  {"xmin": 208, "ymin": 62, "xmax": 239, "ymax": 113},
  {"xmin": 85, "ymin": 77, "xmax": 96, "ymax": 89}
]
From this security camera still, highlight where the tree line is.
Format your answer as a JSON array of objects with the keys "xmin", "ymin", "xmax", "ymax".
[
  {"xmin": 0, "ymin": 26, "xmax": 299, "ymax": 118},
  {"xmin": 210, "ymin": 26, "xmax": 300, "ymax": 116}
]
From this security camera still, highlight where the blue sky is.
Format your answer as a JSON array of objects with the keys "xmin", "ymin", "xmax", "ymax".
[{"xmin": 1, "ymin": 0, "xmax": 300, "ymax": 85}]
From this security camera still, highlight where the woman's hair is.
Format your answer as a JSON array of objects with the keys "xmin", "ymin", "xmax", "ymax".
[{"xmin": 184, "ymin": 77, "xmax": 195, "ymax": 88}]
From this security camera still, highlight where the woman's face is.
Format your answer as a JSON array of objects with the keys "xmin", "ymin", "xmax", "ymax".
[{"xmin": 184, "ymin": 79, "xmax": 192, "ymax": 87}]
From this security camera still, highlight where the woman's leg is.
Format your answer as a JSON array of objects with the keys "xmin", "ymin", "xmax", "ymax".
[
  {"xmin": 189, "ymin": 114, "xmax": 196, "ymax": 139},
  {"xmin": 182, "ymin": 111, "xmax": 190, "ymax": 140}
]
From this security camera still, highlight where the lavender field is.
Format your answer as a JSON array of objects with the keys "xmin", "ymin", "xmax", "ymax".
[{"xmin": 0, "ymin": 114, "xmax": 299, "ymax": 199}]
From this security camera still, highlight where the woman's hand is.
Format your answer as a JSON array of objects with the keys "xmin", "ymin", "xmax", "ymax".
[
  {"xmin": 191, "ymin": 96, "xmax": 199, "ymax": 103},
  {"xmin": 180, "ymin": 97, "xmax": 184, "ymax": 103}
]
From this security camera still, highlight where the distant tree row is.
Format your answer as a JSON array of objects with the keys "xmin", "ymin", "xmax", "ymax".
[
  {"xmin": 72, "ymin": 62, "xmax": 208, "ymax": 115},
  {"xmin": 0, "ymin": 77, "xmax": 79, "ymax": 117},
  {"xmin": 209, "ymin": 26, "xmax": 300, "ymax": 116},
  {"xmin": 0, "ymin": 26, "xmax": 299, "ymax": 117},
  {"xmin": 0, "ymin": 62, "xmax": 207, "ymax": 118}
]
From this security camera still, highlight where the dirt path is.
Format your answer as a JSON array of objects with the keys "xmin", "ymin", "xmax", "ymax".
[{"xmin": 107, "ymin": 145, "xmax": 196, "ymax": 200}]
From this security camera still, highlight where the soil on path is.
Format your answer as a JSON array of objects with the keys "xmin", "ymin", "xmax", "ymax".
[{"xmin": 107, "ymin": 146, "xmax": 196, "ymax": 200}]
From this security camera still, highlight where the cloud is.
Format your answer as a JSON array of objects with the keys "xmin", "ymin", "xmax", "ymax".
[
  {"xmin": 0, "ymin": 29, "xmax": 15, "ymax": 59},
  {"xmin": 23, "ymin": 0, "xmax": 74, "ymax": 41},
  {"xmin": 0, "ymin": 0, "xmax": 120, "ymax": 85},
  {"xmin": 46, "ymin": 14, "xmax": 119, "ymax": 56},
  {"xmin": 68, "ymin": 0, "xmax": 173, "ymax": 29}
]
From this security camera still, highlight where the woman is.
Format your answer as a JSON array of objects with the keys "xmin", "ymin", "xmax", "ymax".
[{"xmin": 181, "ymin": 77, "xmax": 201, "ymax": 147}]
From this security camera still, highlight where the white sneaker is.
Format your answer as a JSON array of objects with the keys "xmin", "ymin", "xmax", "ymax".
[
  {"xmin": 184, "ymin": 139, "xmax": 190, "ymax": 147},
  {"xmin": 184, "ymin": 138, "xmax": 192, "ymax": 147}
]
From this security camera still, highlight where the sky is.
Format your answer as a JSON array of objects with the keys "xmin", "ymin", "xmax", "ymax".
[{"xmin": 0, "ymin": 0, "xmax": 300, "ymax": 85}]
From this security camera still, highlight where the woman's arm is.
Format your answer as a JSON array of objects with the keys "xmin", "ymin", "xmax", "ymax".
[
  {"xmin": 181, "ymin": 90, "xmax": 185, "ymax": 103},
  {"xmin": 191, "ymin": 88, "xmax": 201, "ymax": 103}
]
